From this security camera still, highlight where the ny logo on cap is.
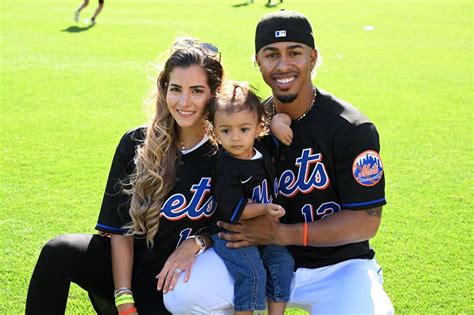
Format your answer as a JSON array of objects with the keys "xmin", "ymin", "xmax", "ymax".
[{"xmin": 275, "ymin": 30, "xmax": 287, "ymax": 38}]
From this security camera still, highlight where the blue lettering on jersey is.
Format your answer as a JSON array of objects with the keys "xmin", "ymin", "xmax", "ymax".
[
  {"xmin": 161, "ymin": 177, "xmax": 216, "ymax": 221},
  {"xmin": 316, "ymin": 201, "xmax": 341, "ymax": 219},
  {"xmin": 301, "ymin": 201, "xmax": 341, "ymax": 222},
  {"xmin": 251, "ymin": 179, "xmax": 273, "ymax": 203},
  {"xmin": 301, "ymin": 204, "xmax": 314, "ymax": 222},
  {"xmin": 176, "ymin": 228, "xmax": 193, "ymax": 248},
  {"xmin": 273, "ymin": 178, "xmax": 280, "ymax": 198},
  {"xmin": 278, "ymin": 148, "xmax": 330, "ymax": 197}
]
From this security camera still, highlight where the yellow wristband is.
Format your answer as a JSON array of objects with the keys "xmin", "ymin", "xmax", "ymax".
[
  {"xmin": 115, "ymin": 294, "xmax": 135, "ymax": 307},
  {"xmin": 115, "ymin": 297, "xmax": 134, "ymax": 307},
  {"xmin": 116, "ymin": 295, "xmax": 134, "ymax": 303}
]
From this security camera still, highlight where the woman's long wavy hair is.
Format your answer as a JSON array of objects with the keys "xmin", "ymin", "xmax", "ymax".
[{"xmin": 125, "ymin": 41, "xmax": 223, "ymax": 248}]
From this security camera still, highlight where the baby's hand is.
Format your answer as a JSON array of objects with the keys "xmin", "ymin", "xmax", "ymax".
[
  {"xmin": 273, "ymin": 124, "xmax": 293, "ymax": 145},
  {"xmin": 270, "ymin": 113, "xmax": 293, "ymax": 145},
  {"xmin": 265, "ymin": 203, "xmax": 285, "ymax": 218}
]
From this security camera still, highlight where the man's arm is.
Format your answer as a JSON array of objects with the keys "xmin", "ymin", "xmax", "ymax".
[{"xmin": 217, "ymin": 206, "xmax": 382, "ymax": 248}]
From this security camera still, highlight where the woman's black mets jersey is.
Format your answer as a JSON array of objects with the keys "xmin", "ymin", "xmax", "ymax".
[
  {"xmin": 95, "ymin": 127, "xmax": 217, "ymax": 311},
  {"xmin": 212, "ymin": 144, "xmax": 277, "ymax": 228},
  {"xmin": 271, "ymin": 89, "xmax": 386, "ymax": 269}
]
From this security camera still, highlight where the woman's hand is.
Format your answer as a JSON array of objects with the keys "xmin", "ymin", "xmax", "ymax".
[{"xmin": 156, "ymin": 238, "xmax": 198, "ymax": 294}]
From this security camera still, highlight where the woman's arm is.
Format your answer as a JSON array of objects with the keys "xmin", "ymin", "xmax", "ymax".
[
  {"xmin": 110, "ymin": 234, "xmax": 137, "ymax": 314},
  {"xmin": 156, "ymin": 233, "xmax": 212, "ymax": 294}
]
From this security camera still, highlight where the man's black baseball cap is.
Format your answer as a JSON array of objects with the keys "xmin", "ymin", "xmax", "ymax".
[{"xmin": 255, "ymin": 9, "xmax": 315, "ymax": 53}]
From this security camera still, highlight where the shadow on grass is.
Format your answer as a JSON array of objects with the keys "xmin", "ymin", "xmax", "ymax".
[
  {"xmin": 232, "ymin": 1, "xmax": 252, "ymax": 7},
  {"xmin": 232, "ymin": 1, "xmax": 284, "ymax": 8},
  {"xmin": 60, "ymin": 24, "xmax": 95, "ymax": 33}
]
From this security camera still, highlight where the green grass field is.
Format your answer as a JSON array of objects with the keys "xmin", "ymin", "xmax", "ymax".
[{"xmin": 1, "ymin": 0, "xmax": 472, "ymax": 313}]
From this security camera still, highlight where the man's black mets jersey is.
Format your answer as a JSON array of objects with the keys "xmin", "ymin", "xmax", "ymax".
[
  {"xmin": 212, "ymin": 144, "xmax": 277, "ymax": 228},
  {"xmin": 96, "ymin": 127, "xmax": 217, "ymax": 286},
  {"xmin": 270, "ymin": 89, "xmax": 386, "ymax": 269}
]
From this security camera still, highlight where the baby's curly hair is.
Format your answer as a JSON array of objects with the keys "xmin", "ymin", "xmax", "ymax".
[{"xmin": 207, "ymin": 81, "xmax": 270, "ymax": 139}]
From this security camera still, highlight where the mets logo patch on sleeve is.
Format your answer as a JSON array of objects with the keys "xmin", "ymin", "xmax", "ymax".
[{"xmin": 352, "ymin": 150, "xmax": 384, "ymax": 187}]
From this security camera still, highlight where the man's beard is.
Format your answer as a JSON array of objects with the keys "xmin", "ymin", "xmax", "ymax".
[{"xmin": 275, "ymin": 93, "xmax": 298, "ymax": 103}]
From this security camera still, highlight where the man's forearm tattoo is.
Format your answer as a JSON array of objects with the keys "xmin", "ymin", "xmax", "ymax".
[{"xmin": 364, "ymin": 207, "xmax": 382, "ymax": 218}]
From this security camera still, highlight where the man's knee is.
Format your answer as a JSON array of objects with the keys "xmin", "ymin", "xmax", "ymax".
[
  {"xmin": 166, "ymin": 284, "xmax": 233, "ymax": 315},
  {"xmin": 164, "ymin": 249, "xmax": 234, "ymax": 314},
  {"xmin": 163, "ymin": 270, "xmax": 233, "ymax": 315},
  {"xmin": 164, "ymin": 279, "xmax": 206, "ymax": 314}
]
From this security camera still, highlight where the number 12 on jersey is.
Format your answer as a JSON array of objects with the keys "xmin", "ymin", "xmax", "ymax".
[{"xmin": 301, "ymin": 201, "xmax": 341, "ymax": 222}]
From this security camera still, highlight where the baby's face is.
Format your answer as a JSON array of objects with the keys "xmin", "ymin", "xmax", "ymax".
[{"xmin": 214, "ymin": 109, "xmax": 262, "ymax": 160}]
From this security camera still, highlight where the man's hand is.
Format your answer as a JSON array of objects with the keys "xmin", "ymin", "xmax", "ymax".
[
  {"xmin": 218, "ymin": 207, "xmax": 384, "ymax": 249},
  {"xmin": 217, "ymin": 215, "xmax": 282, "ymax": 248}
]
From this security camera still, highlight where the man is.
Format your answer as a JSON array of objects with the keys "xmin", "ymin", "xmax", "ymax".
[
  {"xmin": 165, "ymin": 10, "xmax": 393, "ymax": 314},
  {"xmin": 74, "ymin": 0, "xmax": 104, "ymax": 25}
]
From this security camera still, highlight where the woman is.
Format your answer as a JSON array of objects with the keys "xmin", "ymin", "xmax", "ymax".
[{"xmin": 26, "ymin": 38, "xmax": 224, "ymax": 315}]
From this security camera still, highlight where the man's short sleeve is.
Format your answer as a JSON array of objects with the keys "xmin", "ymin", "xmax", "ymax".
[{"xmin": 335, "ymin": 123, "xmax": 386, "ymax": 210}]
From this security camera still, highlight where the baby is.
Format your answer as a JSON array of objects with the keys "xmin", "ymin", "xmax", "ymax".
[{"xmin": 207, "ymin": 81, "xmax": 293, "ymax": 315}]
